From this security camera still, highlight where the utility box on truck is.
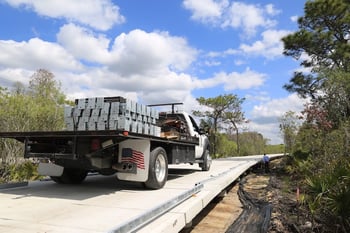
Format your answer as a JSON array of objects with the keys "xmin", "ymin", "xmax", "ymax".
[{"xmin": 0, "ymin": 96, "xmax": 211, "ymax": 189}]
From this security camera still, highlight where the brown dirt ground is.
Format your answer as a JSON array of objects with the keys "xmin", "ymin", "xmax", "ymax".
[
  {"xmin": 180, "ymin": 182, "xmax": 243, "ymax": 233},
  {"xmin": 181, "ymin": 158, "xmax": 315, "ymax": 233},
  {"xmin": 263, "ymin": 158, "xmax": 313, "ymax": 233}
]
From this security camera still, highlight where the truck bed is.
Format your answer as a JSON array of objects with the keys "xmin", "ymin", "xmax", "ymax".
[{"xmin": 0, "ymin": 129, "xmax": 199, "ymax": 146}]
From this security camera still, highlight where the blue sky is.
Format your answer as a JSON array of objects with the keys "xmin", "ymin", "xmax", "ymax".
[{"xmin": 0, "ymin": 0, "xmax": 308, "ymax": 144}]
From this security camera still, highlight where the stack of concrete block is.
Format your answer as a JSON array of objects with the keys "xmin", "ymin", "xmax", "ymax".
[{"xmin": 64, "ymin": 97, "xmax": 160, "ymax": 136}]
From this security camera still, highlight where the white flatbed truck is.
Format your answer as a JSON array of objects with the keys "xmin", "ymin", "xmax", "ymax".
[{"xmin": 0, "ymin": 97, "xmax": 211, "ymax": 189}]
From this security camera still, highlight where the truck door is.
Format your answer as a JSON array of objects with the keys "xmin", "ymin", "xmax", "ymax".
[{"xmin": 188, "ymin": 115, "xmax": 204, "ymax": 159}]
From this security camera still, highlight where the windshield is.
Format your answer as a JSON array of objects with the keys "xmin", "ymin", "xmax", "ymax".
[{"xmin": 188, "ymin": 115, "xmax": 200, "ymax": 133}]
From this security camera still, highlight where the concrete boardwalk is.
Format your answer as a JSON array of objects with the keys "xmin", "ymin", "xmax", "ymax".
[{"xmin": 0, "ymin": 154, "xmax": 282, "ymax": 233}]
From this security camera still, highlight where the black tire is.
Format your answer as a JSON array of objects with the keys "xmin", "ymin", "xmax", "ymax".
[
  {"xmin": 98, "ymin": 168, "xmax": 116, "ymax": 176},
  {"xmin": 51, "ymin": 168, "xmax": 88, "ymax": 184},
  {"xmin": 144, "ymin": 147, "xmax": 168, "ymax": 189},
  {"xmin": 199, "ymin": 149, "xmax": 211, "ymax": 171},
  {"xmin": 50, "ymin": 176, "xmax": 64, "ymax": 184}
]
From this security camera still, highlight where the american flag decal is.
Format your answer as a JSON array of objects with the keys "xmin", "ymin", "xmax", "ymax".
[{"xmin": 121, "ymin": 148, "xmax": 145, "ymax": 169}]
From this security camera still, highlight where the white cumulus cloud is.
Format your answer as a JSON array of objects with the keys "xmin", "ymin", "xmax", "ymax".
[
  {"xmin": 239, "ymin": 29, "xmax": 291, "ymax": 59},
  {"xmin": 3, "ymin": 0, "xmax": 125, "ymax": 30},
  {"xmin": 0, "ymin": 26, "xmax": 202, "ymax": 106},
  {"xmin": 109, "ymin": 29, "xmax": 198, "ymax": 76},
  {"xmin": 183, "ymin": 0, "xmax": 281, "ymax": 37},
  {"xmin": 251, "ymin": 93, "xmax": 306, "ymax": 123},
  {"xmin": 193, "ymin": 68, "xmax": 266, "ymax": 90},
  {"xmin": 0, "ymin": 38, "xmax": 82, "ymax": 71},
  {"xmin": 247, "ymin": 93, "xmax": 307, "ymax": 144},
  {"xmin": 57, "ymin": 23, "xmax": 111, "ymax": 63},
  {"xmin": 222, "ymin": 2, "xmax": 278, "ymax": 36},
  {"xmin": 183, "ymin": 0, "xmax": 228, "ymax": 23}
]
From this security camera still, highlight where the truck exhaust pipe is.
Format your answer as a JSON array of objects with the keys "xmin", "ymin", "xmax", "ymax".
[{"xmin": 112, "ymin": 163, "xmax": 136, "ymax": 173}]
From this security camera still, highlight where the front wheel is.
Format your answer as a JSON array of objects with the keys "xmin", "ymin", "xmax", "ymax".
[
  {"xmin": 199, "ymin": 149, "xmax": 211, "ymax": 171},
  {"xmin": 144, "ymin": 147, "xmax": 168, "ymax": 189}
]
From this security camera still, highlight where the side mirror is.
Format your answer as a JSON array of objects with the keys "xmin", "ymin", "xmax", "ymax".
[{"xmin": 199, "ymin": 128, "xmax": 206, "ymax": 135}]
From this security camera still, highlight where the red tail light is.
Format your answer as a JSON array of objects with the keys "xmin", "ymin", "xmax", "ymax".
[{"xmin": 91, "ymin": 138, "xmax": 100, "ymax": 151}]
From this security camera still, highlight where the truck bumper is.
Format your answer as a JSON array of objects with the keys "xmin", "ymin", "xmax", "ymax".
[{"xmin": 38, "ymin": 163, "xmax": 64, "ymax": 176}]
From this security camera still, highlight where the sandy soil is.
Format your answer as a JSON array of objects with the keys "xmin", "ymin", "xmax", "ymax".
[{"xmin": 181, "ymin": 182, "xmax": 243, "ymax": 233}]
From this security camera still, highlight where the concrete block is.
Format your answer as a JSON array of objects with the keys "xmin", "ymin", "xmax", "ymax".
[
  {"xmin": 149, "ymin": 125, "xmax": 154, "ymax": 136},
  {"xmin": 109, "ymin": 120, "xmax": 117, "ymax": 130},
  {"xmin": 131, "ymin": 120, "xmax": 138, "ymax": 133},
  {"xmin": 119, "ymin": 102, "xmax": 130, "ymax": 117},
  {"xmin": 87, "ymin": 98, "xmax": 96, "ymax": 109},
  {"xmin": 102, "ymin": 102, "xmax": 110, "ymax": 115},
  {"xmin": 110, "ymin": 102, "xmax": 119, "ymax": 114},
  {"xmin": 137, "ymin": 122, "xmax": 143, "ymax": 134},
  {"xmin": 136, "ymin": 103, "xmax": 142, "ymax": 114},
  {"xmin": 118, "ymin": 117, "xmax": 130, "ymax": 131},
  {"xmin": 78, "ymin": 121, "xmax": 86, "ymax": 130},
  {"xmin": 125, "ymin": 99, "xmax": 132, "ymax": 112},
  {"xmin": 154, "ymin": 126, "xmax": 161, "ymax": 137},
  {"xmin": 95, "ymin": 97, "xmax": 104, "ymax": 109},
  {"xmin": 97, "ymin": 121, "xmax": 106, "ymax": 130},
  {"xmin": 141, "ymin": 104, "xmax": 147, "ymax": 115},
  {"xmin": 65, "ymin": 118, "xmax": 74, "ymax": 131},
  {"xmin": 64, "ymin": 117, "xmax": 74, "ymax": 125},
  {"xmin": 131, "ymin": 100, "xmax": 137, "ymax": 113},
  {"xmin": 82, "ymin": 116, "xmax": 89, "ymax": 123},
  {"xmin": 151, "ymin": 108, "xmax": 158, "ymax": 118},
  {"xmin": 73, "ymin": 116, "xmax": 79, "ymax": 126},
  {"xmin": 73, "ymin": 108, "xmax": 82, "ymax": 117},
  {"xmin": 151, "ymin": 117, "xmax": 156, "ymax": 124},
  {"xmin": 88, "ymin": 121, "xmax": 96, "ymax": 130},
  {"xmin": 131, "ymin": 112, "xmax": 137, "ymax": 120},
  {"xmin": 64, "ymin": 106, "xmax": 73, "ymax": 117},
  {"xmin": 82, "ymin": 109, "xmax": 91, "ymax": 117},
  {"xmin": 99, "ymin": 114, "xmax": 108, "ymax": 122},
  {"xmin": 77, "ymin": 98, "xmax": 86, "ymax": 109},
  {"xmin": 90, "ymin": 115, "xmax": 98, "ymax": 122},
  {"xmin": 143, "ymin": 123, "xmax": 149, "ymax": 135},
  {"xmin": 98, "ymin": 116, "xmax": 107, "ymax": 123},
  {"xmin": 154, "ymin": 109, "xmax": 159, "ymax": 119},
  {"xmin": 146, "ymin": 107, "xmax": 151, "ymax": 117},
  {"xmin": 91, "ymin": 108, "xmax": 100, "ymax": 116},
  {"xmin": 109, "ymin": 114, "xmax": 118, "ymax": 121},
  {"xmin": 66, "ymin": 123, "xmax": 75, "ymax": 131}
]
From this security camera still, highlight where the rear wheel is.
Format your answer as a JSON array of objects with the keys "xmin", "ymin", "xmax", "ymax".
[
  {"xmin": 144, "ymin": 147, "xmax": 168, "ymax": 189},
  {"xmin": 199, "ymin": 149, "xmax": 211, "ymax": 171},
  {"xmin": 51, "ymin": 168, "xmax": 88, "ymax": 184}
]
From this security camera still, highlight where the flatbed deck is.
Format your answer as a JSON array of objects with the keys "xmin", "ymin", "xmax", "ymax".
[{"xmin": 0, "ymin": 129, "xmax": 199, "ymax": 146}]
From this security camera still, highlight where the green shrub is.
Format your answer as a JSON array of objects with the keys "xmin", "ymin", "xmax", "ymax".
[
  {"xmin": 304, "ymin": 158, "xmax": 350, "ymax": 230},
  {"xmin": 0, "ymin": 161, "xmax": 42, "ymax": 183}
]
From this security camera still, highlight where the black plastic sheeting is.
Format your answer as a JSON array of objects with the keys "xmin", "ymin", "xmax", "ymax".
[{"xmin": 226, "ymin": 176, "xmax": 272, "ymax": 233}]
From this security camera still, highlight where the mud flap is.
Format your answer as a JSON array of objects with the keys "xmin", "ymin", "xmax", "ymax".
[
  {"xmin": 117, "ymin": 139, "xmax": 150, "ymax": 182},
  {"xmin": 38, "ymin": 163, "xmax": 64, "ymax": 176}
]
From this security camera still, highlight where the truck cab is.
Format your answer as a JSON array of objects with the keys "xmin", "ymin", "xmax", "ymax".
[{"xmin": 157, "ymin": 110, "xmax": 211, "ymax": 171}]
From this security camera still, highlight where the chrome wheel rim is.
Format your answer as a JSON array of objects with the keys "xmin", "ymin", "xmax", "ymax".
[{"xmin": 155, "ymin": 154, "xmax": 166, "ymax": 182}]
